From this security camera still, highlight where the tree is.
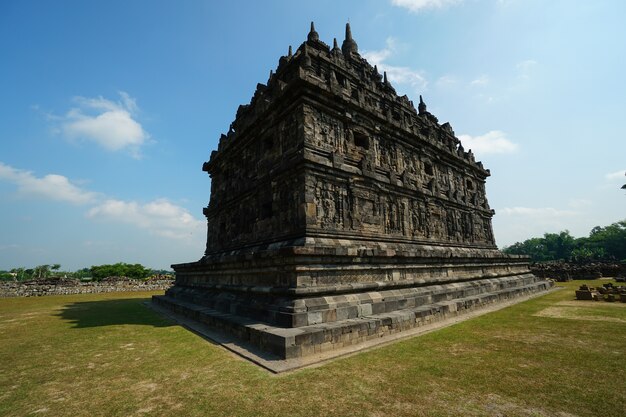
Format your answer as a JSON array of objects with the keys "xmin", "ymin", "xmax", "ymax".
[
  {"xmin": 90, "ymin": 263, "xmax": 151, "ymax": 280},
  {"xmin": 9, "ymin": 267, "xmax": 26, "ymax": 281},
  {"xmin": 502, "ymin": 231, "xmax": 576, "ymax": 262},
  {"xmin": 588, "ymin": 220, "xmax": 626, "ymax": 261},
  {"xmin": 542, "ymin": 231, "xmax": 575, "ymax": 260},
  {"xmin": 503, "ymin": 220, "xmax": 626, "ymax": 263},
  {"xmin": 71, "ymin": 268, "xmax": 91, "ymax": 280},
  {"xmin": 124, "ymin": 263, "xmax": 151, "ymax": 279},
  {"xmin": 570, "ymin": 246, "xmax": 605, "ymax": 263},
  {"xmin": 502, "ymin": 237, "xmax": 549, "ymax": 262},
  {"xmin": 33, "ymin": 265, "xmax": 50, "ymax": 279},
  {"xmin": 0, "ymin": 270, "xmax": 14, "ymax": 281}
]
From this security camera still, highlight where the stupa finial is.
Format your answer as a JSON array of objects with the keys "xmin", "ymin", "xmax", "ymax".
[
  {"xmin": 332, "ymin": 37, "xmax": 341, "ymax": 54},
  {"xmin": 307, "ymin": 21, "xmax": 319, "ymax": 42},
  {"xmin": 342, "ymin": 22, "xmax": 358, "ymax": 56},
  {"xmin": 418, "ymin": 95, "xmax": 427, "ymax": 114}
]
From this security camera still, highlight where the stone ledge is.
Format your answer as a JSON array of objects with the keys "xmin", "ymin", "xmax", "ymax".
[
  {"xmin": 163, "ymin": 274, "xmax": 544, "ymax": 328},
  {"xmin": 194, "ymin": 238, "xmax": 524, "ymax": 265},
  {"xmin": 151, "ymin": 279, "xmax": 553, "ymax": 370},
  {"xmin": 171, "ymin": 271, "xmax": 537, "ymax": 296},
  {"xmin": 173, "ymin": 250, "xmax": 533, "ymax": 289}
]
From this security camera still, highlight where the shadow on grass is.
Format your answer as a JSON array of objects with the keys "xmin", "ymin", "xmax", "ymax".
[{"xmin": 58, "ymin": 297, "xmax": 174, "ymax": 328}]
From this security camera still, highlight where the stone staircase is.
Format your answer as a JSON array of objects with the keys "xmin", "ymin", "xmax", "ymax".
[{"xmin": 153, "ymin": 274, "xmax": 552, "ymax": 360}]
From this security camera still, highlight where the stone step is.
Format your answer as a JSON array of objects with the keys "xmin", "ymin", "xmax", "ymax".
[
  {"xmin": 152, "ymin": 279, "xmax": 552, "ymax": 360},
  {"xmin": 161, "ymin": 273, "xmax": 545, "ymax": 328}
]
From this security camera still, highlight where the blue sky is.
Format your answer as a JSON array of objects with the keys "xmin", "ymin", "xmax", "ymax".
[{"xmin": 1, "ymin": 0, "xmax": 624, "ymax": 271}]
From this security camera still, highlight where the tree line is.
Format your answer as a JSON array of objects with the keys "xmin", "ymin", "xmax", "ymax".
[
  {"xmin": 0, "ymin": 263, "xmax": 173, "ymax": 282},
  {"xmin": 502, "ymin": 219, "xmax": 626, "ymax": 263}
]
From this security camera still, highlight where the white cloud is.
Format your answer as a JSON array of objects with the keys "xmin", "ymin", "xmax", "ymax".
[
  {"xmin": 58, "ymin": 91, "xmax": 148, "ymax": 157},
  {"xmin": 494, "ymin": 206, "xmax": 582, "ymax": 247},
  {"xmin": 0, "ymin": 244, "xmax": 20, "ymax": 251},
  {"xmin": 435, "ymin": 75, "xmax": 457, "ymax": 87},
  {"xmin": 362, "ymin": 37, "xmax": 428, "ymax": 91},
  {"xmin": 476, "ymin": 94, "xmax": 497, "ymax": 104},
  {"xmin": 516, "ymin": 59, "xmax": 537, "ymax": 80},
  {"xmin": 362, "ymin": 47, "xmax": 392, "ymax": 65},
  {"xmin": 605, "ymin": 170, "xmax": 625, "ymax": 181},
  {"xmin": 568, "ymin": 199, "xmax": 592, "ymax": 210},
  {"xmin": 0, "ymin": 161, "xmax": 203, "ymax": 242},
  {"xmin": 499, "ymin": 207, "xmax": 578, "ymax": 218},
  {"xmin": 391, "ymin": 0, "xmax": 462, "ymax": 13},
  {"xmin": 457, "ymin": 130, "xmax": 519, "ymax": 155},
  {"xmin": 0, "ymin": 162, "xmax": 98, "ymax": 204},
  {"xmin": 87, "ymin": 198, "xmax": 205, "ymax": 240},
  {"xmin": 385, "ymin": 66, "xmax": 428, "ymax": 91},
  {"xmin": 470, "ymin": 75, "xmax": 489, "ymax": 86}
]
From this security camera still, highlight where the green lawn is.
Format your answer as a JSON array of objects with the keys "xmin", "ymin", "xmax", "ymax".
[{"xmin": 1, "ymin": 281, "xmax": 625, "ymax": 417}]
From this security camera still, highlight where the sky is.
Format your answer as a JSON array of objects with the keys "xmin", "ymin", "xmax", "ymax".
[{"xmin": 1, "ymin": 0, "xmax": 625, "ymax": 271}]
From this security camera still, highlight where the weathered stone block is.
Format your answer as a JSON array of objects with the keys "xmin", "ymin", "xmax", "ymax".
[
  {"xmin": 358, "ymin": 303, "xmax": 373, "ymax": 316},
  {"xmin": 307, "ymin": 311, "xmax": 323, "ymax": 325}
]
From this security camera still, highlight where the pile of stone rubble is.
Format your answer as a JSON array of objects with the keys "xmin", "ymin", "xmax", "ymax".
[
  {"xmin": 531, "ymin": 262, "xmax": 626, "ymax": 281},
  {"xmin": 575, "ymin": 283, "xmax": 626, "ymax": 302},
  {"xmin": 0, "ymin": 277, "xmax": 174, "ymax": 297}
]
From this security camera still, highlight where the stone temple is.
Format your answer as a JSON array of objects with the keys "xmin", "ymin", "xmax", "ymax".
[{"xmin": 153, "ymin": 23, "xmax": 552, "ymax": 366}]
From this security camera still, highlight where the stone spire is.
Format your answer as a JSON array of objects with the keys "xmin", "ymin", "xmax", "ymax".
[
  {"xmin": 307, "ymin": 21, "xmax": 319, "ymax": 42},
  {"xmin": 418, "ymin": 95, "xmax": 427, "ymax": 114},
  {"xmin": 279, "ymin": 45, "xmax": 292, "ymax": 68},
  {"xmin": 332, "ymin": 37, "xmax": 341, "ymax": 55},
  {"xmin": 372, "ymin": 65, "xmax": 382, "ymax": 82},
  {"xmin": 341, "ymin": 22, "xmax": 358, "ymax": 56}
]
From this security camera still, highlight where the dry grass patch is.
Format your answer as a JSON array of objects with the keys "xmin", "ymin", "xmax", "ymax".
[
  {"xmin": 535, "ymin": 298, "xmax": 626, "ymax": 323},
  {"xmin": 0, "ymin": 281, "xmax": 625, "ymax": 417}
]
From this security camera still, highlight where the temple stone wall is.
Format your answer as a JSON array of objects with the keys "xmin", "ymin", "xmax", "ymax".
[
  {"xmin": 154, "ymin": 23, "xmax": 552, "ymax": 363},
  {"xmin": 203, "ymin": 107, "xmax": 306, "ymax": 254}
]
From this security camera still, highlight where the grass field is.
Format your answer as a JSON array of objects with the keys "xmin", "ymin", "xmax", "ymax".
[{"xmin": 1, "ymin": 280, "xmax": 624, "ymax": 417}]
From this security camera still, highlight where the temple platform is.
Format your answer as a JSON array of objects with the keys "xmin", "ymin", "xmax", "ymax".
[
  {"xmin": 152, "ymin": 274, "xmax": 553, "ymax": 372},
  {"xmin": 153, "ymin": 22, "xmax": 554, "ymax": 370}
]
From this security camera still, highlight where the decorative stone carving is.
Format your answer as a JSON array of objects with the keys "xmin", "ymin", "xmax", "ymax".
[{"xmin": 153, "ymin": 23, "xmax": 553, "ymax": 365}]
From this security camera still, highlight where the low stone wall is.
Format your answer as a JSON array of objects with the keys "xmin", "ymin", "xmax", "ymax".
[
  {"xmin": 530, "ymin": 262, "xmax": 626, "ymax": 281},
  {"xmin": 0, "ymin": 277, "xmax": 174, "ymax": 298}
]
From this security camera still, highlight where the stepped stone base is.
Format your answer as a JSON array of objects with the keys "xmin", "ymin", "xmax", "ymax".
[
  {"xmin": 152, "ymin": 245, "xmax": 553, "ymax": 365},
  {"xmin": 152, "ymin": 23, "xmax": 558, "ymax": 372}
]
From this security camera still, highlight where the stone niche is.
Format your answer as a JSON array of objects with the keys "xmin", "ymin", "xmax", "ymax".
[{"xmin": 153, "ymin": 23, "xmax": 552, "ymax": 365}]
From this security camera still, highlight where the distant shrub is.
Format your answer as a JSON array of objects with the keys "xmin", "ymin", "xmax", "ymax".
[
  {"xmin": 90, "ymin": 263, "xmax": 151, "ymax": 281},
  {"xmin": 0, "ymin": 271, "xmax": 15, "ymax": 281}
]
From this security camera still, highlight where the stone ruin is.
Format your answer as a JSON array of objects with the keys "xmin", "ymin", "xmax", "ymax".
[
  {"xmin": 575, "ymin": 283, "xmax": 626, "ymax": 302},
  {"xmin": 531, "ymin": 261, "xmax": 626, "ymax": 282},
  {"xmin": 153, "ymin": 23, "xmax": 553, "ymax": 366},
  {"xmin": 1, "ymin": 277, "xmax": 173, "ymax": 298}
]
